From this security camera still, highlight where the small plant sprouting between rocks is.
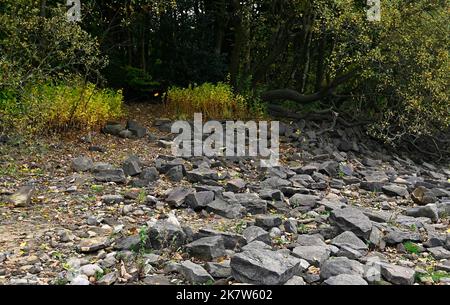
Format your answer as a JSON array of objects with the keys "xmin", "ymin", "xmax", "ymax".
[{"xmin": 403, "ymin": 241, "xmax": 420, "ymax": 254}]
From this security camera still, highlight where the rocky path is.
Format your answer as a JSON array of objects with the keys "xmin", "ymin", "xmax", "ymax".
[{"xmin": 0, "ymin": 104, "xmax": 449, "ymax": 285}]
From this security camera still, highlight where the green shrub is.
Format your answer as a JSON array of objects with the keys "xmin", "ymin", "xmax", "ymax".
[
  {"xmin": 165, "ymin": 82, "xmax": 266, "ymax": 120},
  {"xmin": 1, "ymin": 81, "xmax": 123, "ymax": 134}
]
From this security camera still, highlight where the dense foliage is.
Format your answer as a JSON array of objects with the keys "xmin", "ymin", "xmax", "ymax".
[{"xmin": 0, "ymin": 0, "xmax": 448, "ymax": 156}]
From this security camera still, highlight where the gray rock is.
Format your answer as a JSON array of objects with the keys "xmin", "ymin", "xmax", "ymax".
[
  {"xmin": 233, "ymin": 193, "xmax": 267, "ymax": 214},
  {"xmin": 383, "ymin": 229, "xmax": 421, "ymax": 245},
  {"xmin": 405, "ymin": 204, "xmax": 439, "ymax": 222},
  {"xmin": 8, "ymin": 185, "xmax": 34, "ymax": 207},
  {"xmin": 185, "ymin": 236, "xmax": 226, "ymax": 260},
  {"xmin": 289, "ymin": 194, "xmax": 320, "ymax": 209},
  {"xmin": 231, "ymin": 248, "xmax": 302, "ymax": 285},
  {"xmin": 329, "ymin": 207, "xmax": 373, "ymax": 239},
  {"xmin": 102, "ymin": 123, "xmax": 123, "ymax": 136},
  {"xmin": 102, "ymin": 195, "xmax": 124, "ymax": 205},
  {"xmin": 126, "ymin": 120, "xmax": 147, "ymax": 138},
  {"xmin": 242, "ymin": 241, "xmax": 272, "ymax": 251},
  {"xmin": 226, "ymin": 178, "xmax": 246, "ymax": 192},
  {"xmin": 284, "ymin": 276, "xmax": 306, "ymax": 285},
  {"xmin": 260, "ymin": 177, "xmax": 292, "ymax": 189},
  {"xmin": 292, "ymin": 246, "xmax": 331, "ymax": 266},
  {"xmin": 255, "ymin": 215, "xmax": 282, "ymax": 230},
  {"xmin": 331, "ymin": 231, "xmax": 368, "ymax": 251},
  {"xmin": 324, "ymin": 274, "xmax": 368, "ymax": 285},
  {"xmin": 243, "ymin": 226, "xmax": 271, "ymax": 244},
  {"xmin": 196, "ymin": 229, "xmax": 246, "ymax": 250},
  {"xmin": 428, "ymin": 246, "xmax": 450, "ymax": 260},
  {"xmin": 283, "ymin": 219, "xmax": 298, "ymax": 234},
  {"xmin": 97, "ymin": 272, "xmax": 117, "ymax": 285},
  {"xmin": 167, "ymin": 165, "xmax": 184, "ymax": 182},
  {"xmin": 114, "ymin": 235, "xmax": 140, "ymax": 251},
  {"xmin": 71, "ymin": 156, "xmax": 93, "ymax": 172},
  {"xmin": 140, "ymin": 167, "xmax": 159, "ymax": 182},
  {"xmin": 186, "ymin": 168, "xmax": 219, "ymax": 183},
  {"xmin": 180, "ymin": 260, "xmax": 214, "ymax": 284},
  {"xmin": 122, "ymin": 158, "xmax": 142, "ymax": 177},
  {"xmin": 379, "ymin": 263, "xmax": 415, "ymax": 285},
  {"xmin": 186, "ymin": 191, "xmax": 214, "ymax": 210},
  {"xmin": 382, "ymin": 184, "xmax": 409, "ymax": 197},
  {"xmin": 166, "ymin": 187, "xmax": 194, "ymax": 208},
  {"xmin": 319, "ymin": 257, "xmax": 365, "ymax": 280},
  {"xmin": 147, "ymin": 220, "xmax": 186, "ymax": 250},
  {"xmin": 94, "ymin": 169, "xmax": 126, "ymax": 183},
  {"xmin": 77, "ymin": 237, "xmax": 110, "ymax": 253},
  {"xmin": 206, "ymin": 198, "xmax": 245, "ymax": 219},
  {"xmin": 259, "ymin": 189, "xmax": 285, "ymax": 201},
  {"xmin": 119, "ymin": 129, "xmax": 134, "ymax": 139},
  {"xmin": 92, "ymin": 162, "xmax": 113, "ymax": 172},
  {"xmin": 319, "ymin": 161, "xmax": 339, "ymax": 177},
  {"xmin": 205, "ymin": 260, "xmax": 231, "ymax": 278},
  {"xmin": 296, "ymin": 234, "xmax": 327, "ymax": 246}
]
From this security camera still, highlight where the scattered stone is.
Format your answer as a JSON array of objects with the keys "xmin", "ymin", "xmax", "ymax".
[
  {"xmin": 167, "ymin": 165, "xmax": 184, "ymax": 182},
  {"xmin": 329, "ymin": 207, "xmax": 373, "ymax": 239},
  {"xmin": 97, "ymin": 272, "xmax": 117, "ymax": 285},
  {"xmin": 292, "ymin": 246, "xmax": 331, "ymax": 266},
  {"xmin": 283, "ymin": 219, "xmax": 298, "ymax": 234},
  {"xmin": 233, "ymin": 193, "xmax": 267, "ymax": 215},
  {"xmin": 77, "ymin": 237, "xmax": 110, "ymax": 253},
  {"xmin": 206, "ymin": 198, "xmax": 245, "ymax": 219},
  {"xmin": 126, "ymin": 120, "xmax": 147, "ymax": 138},
  {"xmin": 406, "ymin": 204, "xmax": 439, "ymax": 222},
  {"xmin": 148, "ymin": 220, "xmax": 186, "ymax": 250},
  {"xmin": 331, "ymin": 231, "xmax": 368, "ymax": 251},
  {"xmin": 255, "ymin": 215, "xmax": 282, "ymax": 230},
  {"xmin": 180, "ymin": 261, "xmax": 214, "ymax": 284},
  {"xmin": 231, "ymin": 248, "xmax": 302, "ymax": 285},
  {"xmin": 205, "ymin": 261, "xmax": 231, "ymax": 278},
  {"xmin": 297, "ymin": 234, "xmax": 327, "ymax": 247},
  {"xmin": 411, "ymin": 186, "xmax": 437, "ymax": 205},
  {"xmin": 324, "ymin": 274, "xmax": 368, "ymax": 285},
  {"xmin": 379, "ymin": 263, "xmax": 415, "ymax": 285},
  {"xmin": 8, "ymin": 186, "xmax": 34, "ymax": 207},
  {"xmin": 186, "ymin": 191, "xmax": 214, "ymax": 210},
  {"xmin": 122, "ymin": 158, "xmax": 142, "ymax": 177},
  {"xmin": 319, "ymin": 257, "xmax": 365, "ymax": 280},
  {"xmin": 226, "ymin": 178, "xmax": 246, "ymax": 192},
  {"xmin": 196, "ymin": 229, "xmax": 247, "ymax": 250},
  {"xmin": 166, "ymin": 187, "xmax": 194, "ymax": 208},
  {"xmin": 289, "ymin": 194, "xmax": 320, "ymax": 209},
  {"xmin": 243, "ymin": 226, "xmax": 271, "ymax": 244},
  {"xmin": 94, "ymin": 169, "xmax": 127, "ymax": 184},
  {"xmin": 185, "ymin": 236, "xmax": 226, "ymax": 260},
  {"xmin": 284, "ymin": 276, "xmax": 306, "ymax": 285},
  {"xmin": 428, "ymin": 247, "xmax": 450, "ymax": 260},
  {"xmin": 383, "ymin": 229, "xmax": 421, "ymax": 245},
  {"xmin": 382, "ymin": 184, "xmax": 409, "ymax": 197},
  {"xmin": 102, "ymin": 123, "xmax": 123, "ymax": 136},
  {"xmin": 71, "ymin": 156, "xmax": 93, "ymax": 172}
]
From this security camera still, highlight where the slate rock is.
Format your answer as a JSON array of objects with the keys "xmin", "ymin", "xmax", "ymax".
[
  {"xmin": 382, "ymin": 184, "xmax": 409, "ymax": 197},
  {"xmin": 102, "ymin": 123, "xmax": 123, "ymax": 136},
  {"xmin": 324, "ymin": 274, "xmax": 368, "ymax": 285},
  {"xmin": 319, "ymin": 257, "xmax": 365, "ymax": 280},
  {"xmin": 102, "ymin": 195, "xmax": 124, "ymax": 205},
  {"xmin": 379, "ymin": 263, "xmax": 415, "ymax": 285},
  {"xmin": 167, "ymin": 165, "xmax": 184, "ymax": 182},
  {"xmin": 185, "ymin": 236, "xmax": 226, "ymax": 260},
  {"xmin": 186, "ymin": 191, "xmax": 214, "ymax": 210},
  {"xmin": 233, "ymin": 193, "xmax": 267, "ymax": 215},
  {"xmin": 226, "ymin": 178, "xmax": 246, "ymax": 192},
  {"xmin": 296, "ymin": 234, "xmax": 327, "ymax": 247},
  {"xmin": 166, "ymin": 187, "xmax": 194, "ymax": 208},
  {"xmin": 122, "ymin": 158, "xmax": 142, "ymax": 177},
  {"xmin": 329, "ymin": 207, "xmax": 373, "ymax": 239},
  {"xmin": 289, "ymin": 194, "xmax": 320, "ymax": 209},
  {"xmin": 405, "ymin": 204, "xmax": 439, "ymax": 222},
  {"xmin": 196, "ymin": 229, "xmax": 247, "ymax": 250},
  {"xmin": 255, "ymin": 215, "xmax": 282, "ymax": 230},
  {"xmin": 126, "ymin": 120, "xmax": 147, "ymax": 138},
  {"xmin": 205, "ymin": 260, "xmax": 231, "ymax": 278},
  {"xmin": 71, "ymin": 156, "xmax": 93, "ymax": 172},
  {"xmin": 147, "ymin": 220, "xmax": 187, "ymax": 250},
  {"xmin": 331, "ymin": 231, "xmax": 368, "ymax": 251},
  {"xmin": 428, "ymin": 247, "xmax": 450, "ymax": 260},
  {"xmin": 243, "ymin": 226, "xmax": 271, "ymax": 244},
  {"xmin": 180, "ymin": 260, "xmax": 213, "ymax": 284},
  {"xmin": 94, "ymin": 169, "xmax": 127, "ymax": 184},
  {"xmin": 292, "ymin": 246, "xmax": 331, "ymax": 266},
  {"xmin": 206, "ymin": 198, "xmax": 246, "ymax": 219},
  {"xmin": 411, "ymin": 186, "xmax": 437, "ymax": 205},
  {"xmin": 231, "ymin": 248, "xmax": 302, "ymax": 285}
]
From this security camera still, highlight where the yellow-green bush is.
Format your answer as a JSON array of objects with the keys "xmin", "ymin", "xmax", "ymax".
[
  {"xmin": 0, "ymin": 81, "xmax": 123, "ymax": 134},
  {"xmin": 165, "ymin": 82, "xmax": 265, "ymax": 120}
]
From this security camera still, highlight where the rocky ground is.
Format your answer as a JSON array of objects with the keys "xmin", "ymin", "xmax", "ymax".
[{"xmin": 0, "ymin": 103, "xmax": 449, "ymax": 286}]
